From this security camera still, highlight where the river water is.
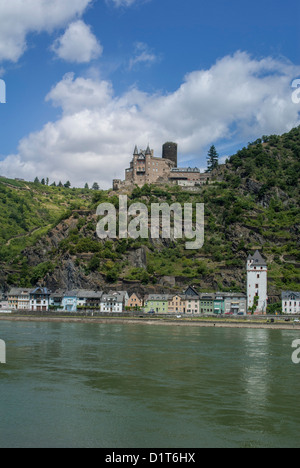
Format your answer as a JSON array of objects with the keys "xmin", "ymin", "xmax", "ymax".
[{"xmin": 0, "ymin": 321, "xmax": 299, "ymax": 448}]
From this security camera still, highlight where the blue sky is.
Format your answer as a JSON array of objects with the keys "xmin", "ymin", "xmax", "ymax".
[{"xmin": 0, "ymin": 0, "xmax": 299, "ymax": 187}]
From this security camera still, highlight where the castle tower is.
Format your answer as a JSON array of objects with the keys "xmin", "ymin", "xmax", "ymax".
[
  {"xmin": 247, "ymin": 250, "xmax": 268, "ymax": 314},
  {"xmin": 162, "ymin": 142, "xmax": 178, "ymax": 167}
]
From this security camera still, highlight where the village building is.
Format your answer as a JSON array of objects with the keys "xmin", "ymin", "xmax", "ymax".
[
  {"xmin": 247, "ymin": 250, "xmax": 268, "ymax": 314},
  {"xmin": 214, "ymin": 294, "xmax": 225, "ymax": 315},
  {"xmin": 168, "ymin": 295, "xmax": 186, "ymax": 315},
  {"xmin": 108, "ymin": 291, "xmax": 129, "ymax": 304},
  {"xmin": 61, "ymin": 291, "xmax": 78, "ymax": 312},
  {"xmin": 49, "ymin": 290, "xmax": 66, "ymax": 309},
  {"xmin": 185, "ymin": 296, "xmax": 200, "ymax": 314},
  {"xmin": 199, "ymin": 293, "xmax": 215, "ymax": 315},
  {"xmin": 100, "ymin": 293, "xmax": 125, "ymax": 313},
  {"xmin": 30, "ymin": 287, "xmax": 50, "ymax": 312},
  {"xmin": 223, "ymin": 292, "xmax": 247, "ymax": 315},
  {"xmin": 127, "ymin": 293, "xmax": 143, "ymax": 310},
  {"xmin": 76, "ymin": 290, "xmax": 103, "ymax": 309},
  {"xmin": 49, "ymin": 290, "xmax": 103, "ymax": 311},
  {"xmin": 144, "ymin": 294, "xmax": 171, "ymax": 314},
  {"xmin": 282, "ymin": 291, "xmax": 300, "ymax": 315},
  {"xmin": 8, "ymin": 288, "xmax": 31, "ymax": 310}
]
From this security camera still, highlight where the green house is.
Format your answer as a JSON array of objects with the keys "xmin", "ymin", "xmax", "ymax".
[
  {"xmin": 144, "ymin": 295, "xmax": 170, "ymax": 314},
  {"xmin": 199, "ymin": 293, "xmax": 215, "ymax": 315},
  {"xmin": 214, "ymin": 294, "xmax": 225, "ymax": 315}
]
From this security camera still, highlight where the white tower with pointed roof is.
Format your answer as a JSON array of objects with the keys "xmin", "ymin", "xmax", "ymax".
[{"xmin": 247, "ymin": 250, "xmax": 268, "ymax": 314}]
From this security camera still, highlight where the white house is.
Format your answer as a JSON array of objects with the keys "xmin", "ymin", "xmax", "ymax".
[
  {"xmin": 247, "ymin": 250, "xmax": 268, "ymax": 314},
  {"xmin": 30, "ymin": 287, "xmax": 50, "ymax": 312},
  {"xmin": 100, "ymin": 293, "xmax": 125, "ymax": 313},
  {"xmin": 108, "ymin": 290, "xmax": 129, "ymax": 304},
  {"xmin": 282, "ymin": 291, "xmax": 300, "ymax": 315}
]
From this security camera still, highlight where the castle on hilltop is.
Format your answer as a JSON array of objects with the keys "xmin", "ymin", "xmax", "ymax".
[{"xmin": 113, "ymin": 142, "xmax": 210, "ymax": 190}]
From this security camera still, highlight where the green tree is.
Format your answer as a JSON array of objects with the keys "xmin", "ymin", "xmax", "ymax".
[
  {"xmin": 206, "ymin": 145, "xmax": 219, "ymax": 172},
  {"xmin": 64, "ymin": 181, "xmax": 71, "ymax": 188},
  {"xmin": 92, "ymin": 182, "xmax": 100, "ymax": 190}
]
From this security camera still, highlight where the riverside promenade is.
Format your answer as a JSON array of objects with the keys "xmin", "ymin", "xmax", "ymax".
[{"xmin": 0, "ymin": 313, "xmax": 299, "ymax": 330}]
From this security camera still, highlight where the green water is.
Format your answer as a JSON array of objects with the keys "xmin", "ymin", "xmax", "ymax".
[{"xmin": 0, "ymin": 321, "xmax": 299, "ymax": 448}]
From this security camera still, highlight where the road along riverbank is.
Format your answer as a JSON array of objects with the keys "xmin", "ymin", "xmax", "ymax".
[{"xmin": 0, "ymin": 314, "xmax": 299, "ymax": 330}]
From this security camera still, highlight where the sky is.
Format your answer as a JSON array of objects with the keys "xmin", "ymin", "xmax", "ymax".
[{"xmin": 0, "ymin": 0, "xmax": 299, "ymax": 188}]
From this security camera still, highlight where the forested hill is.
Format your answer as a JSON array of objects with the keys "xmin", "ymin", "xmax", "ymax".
[
  {"xmin": 220, "ymin": 126, "xmax": 299, "ymax": 200},
  {"xmin": 0, "ymin": 126, "xmax": 299, "ymax": 300}
]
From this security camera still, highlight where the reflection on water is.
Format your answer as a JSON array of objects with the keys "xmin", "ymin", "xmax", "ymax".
[{"xmin": 0, "ymin": 321, "xmax": 299, "ymax": 448}]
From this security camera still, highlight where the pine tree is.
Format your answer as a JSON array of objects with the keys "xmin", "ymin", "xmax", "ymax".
[
  {"xmin": 92, "ymin": 182, "xmax": 100, "ymax": 190},
  {"xmin": 206, "ymin": 145, "xmax": 219, "ymax": 172},
  {"xmin": 84, "ymin": 183, "xmax": 89, "ymax": 190}
]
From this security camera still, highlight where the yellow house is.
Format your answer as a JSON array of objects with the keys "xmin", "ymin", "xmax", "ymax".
[
  {"xmin": 168, "ymin": 295, "xmax": 186, "ymax": 315},
  {"xmin": 127, "ymin": 293, "xmax": 143, "ymax": 310}
]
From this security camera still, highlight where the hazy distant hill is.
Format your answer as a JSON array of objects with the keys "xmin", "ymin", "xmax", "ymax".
[{"xmin": 0, "ymin": 126, "xmax": 299, "ymax": 301}]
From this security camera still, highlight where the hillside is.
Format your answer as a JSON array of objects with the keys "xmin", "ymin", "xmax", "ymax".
[{"xmin": 0, "ymin": 126, "xmax": 299, "ymax": 300}]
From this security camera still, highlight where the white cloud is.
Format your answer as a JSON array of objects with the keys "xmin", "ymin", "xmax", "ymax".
[
  {"xmin": 0, "ymin": 0, "xmax": 93, "ymax": 63},
  {"xmin": 108, "ymin": 0, "xmax": 143, "ymax": 6},
  {"xmin": 51, "ymin": 20, "xmax": 103, "ymax": 63},
  {"xmin": 129, "ymin": 42, "xmax": 158, "ymax": 69},
  {"xmin": 0, "ymin": 51, "xmax": 299, "ymax": 188}
]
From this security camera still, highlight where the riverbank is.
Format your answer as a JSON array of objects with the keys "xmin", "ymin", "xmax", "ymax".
[{"xmin": 0, "ymin": 314, "xmax": 299, "ymax": 330}]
